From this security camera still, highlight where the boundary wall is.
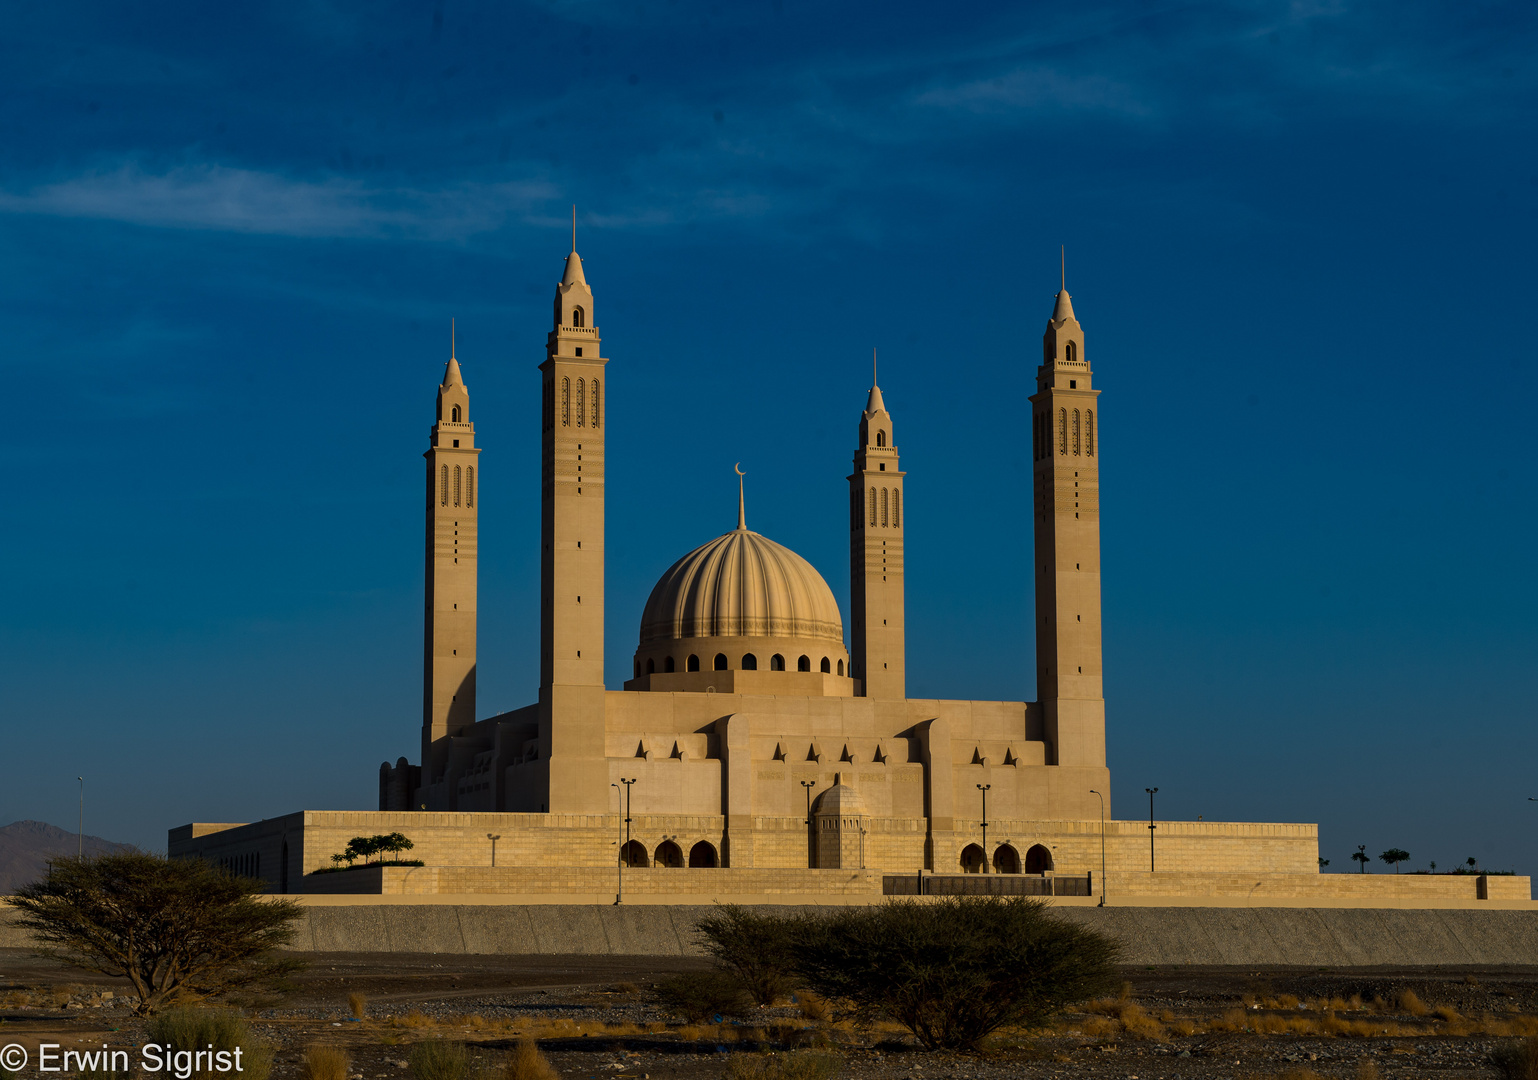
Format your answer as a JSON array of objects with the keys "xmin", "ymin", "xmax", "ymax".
[{"xmin": 6, "ymin": 903, "xmax": 1538, "ymax": 965}]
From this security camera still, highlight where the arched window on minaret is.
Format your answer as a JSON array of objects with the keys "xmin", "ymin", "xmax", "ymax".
[
  {"xmin": 591, "ymin": 380, "xmax": 600, "ymax": 427},
  {"xmin": 1066, "ymin": 341, "xmax": 1077, "ymax": 363},
  {"xmin": 451, "ymin": 405, "xmax": 461, "ymax": 423},
  {"xmin": 1086, "ymin": 411, "xmax": 1095, "ymax": 456},
  {"xmin": 893, "ymin": 490, "xmax": 900, "ymax": 528},
  {"xmin": 881, "ymin": 488, "xmax": 889, "ymax": 527},
  {"xmin": 572, "ymin": 306, "xmax": 584, "ymax": 327},
  {"xmin": 575, "ymin": 379, "xmax": 585, "ymax": 427},
  {"xmin": 1073, "ymin": 410, "xmax": 1081, "ymax": 456},
  {"xmin": 876, "ymin": 430, "xmax": 885, "ymax": 447},
  {"xmin": 1058, "ymin": 409, "xmax": 1068, "ymax": 455},
  {"xmin": 466, "ymin": 466, "xmax": 475, "ymax": 507},
  {"xmin": 454, "ymin": 465, "xmax": 462, "ymax": 506},
  {"xmin": 561, "ymin": 378, "xmax": 571, "ymax": 427},
  {"xmin": 868, "ymin": 487, "xmax": 877, "ymax": 528},
  {"xmin": 441, "ymin": 465, "xmax": 449, "ymax": 505}
]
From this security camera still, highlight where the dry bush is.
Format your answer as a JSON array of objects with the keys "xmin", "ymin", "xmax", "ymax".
[
  {"xmin": 398, "ymin": 1011, "xmax": 435, "ymax": 1029},
  {"xmin": 1277, "ymin": 994, "xmax": 1300, "ymax": 1009},
  {"xmin": 146, "ymin": 1007, "xmax": 274, "ymax": 1080},
  {"xmin": 1397, "ymin": 991, "xmax": 1429, "ymax": 1017},
  {"xmin": 796, "ymin": 992, "xmax": 831, "ymax": 1023},
  {"xmin": 614, "ymin": 982, "xmax": 640, "ymax": 996},
  {"xmin": 348, "ymin": 992, "xmax": 368, "ymax": 1019},
  {"xmin": 467, "ymin": 1015, "xmax": 490, "ymax": 1031},
  {"xmin": 410, "ymin": 1041, "xmax": 469, "ymax": 1080},
  {"xmin": 1170, "ymin": 1019, "xmax": 1196, "ymax": 1037},
  {"xmin": 722, "ymin": 1050, "xmax": 843, "ymax": 1080},
  {"xmin": 1348, "ymin": 994, "xmax": 1365, "ymax": 1011},
  {"xmin": 657, "ymin": 970, "xmax": 753, "ymax": 1023},
  {"xmin": 301, "ymin": 1045, "xmax": 350, "ymax": 1080},
  {"xmin": 1356, "ymin": 1059, "xmax": 1381, "ymax": 1080},
  {"xmin": 502, "ymin": 1038, "xmax": 558, "ymax": 1080},
  {"xmin": 1434, "ymin": 1004, "xmax": 1462, "ymax": 1022},
  {"xmin": 678, "ymin": 1025, "xmax": 706, "ymax": 1042},
  {"xmin": 1115, "ymin": 1002, "xmax": 1167, "ymax": 1041}
]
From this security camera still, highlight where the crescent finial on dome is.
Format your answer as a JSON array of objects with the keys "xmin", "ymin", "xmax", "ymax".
[{"xmin": 734, "ymin": 462, "xmax": 746, "ymax": 531}]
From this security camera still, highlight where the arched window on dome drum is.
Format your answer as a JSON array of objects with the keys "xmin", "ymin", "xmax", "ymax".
[
  {"xmin": 572, "ymin": 306, "xmax": 584, "ymax": 328},
  {"xmin": 591, "ymin": 379, "xmax": 600, "ymax": 427},
  {"xmin": 876, "ymin": 430, "xmax": 885, "ymax": 447},
  {"xmin": 687, "ymin": 654, "xmax": 700, "ymax": 672},
  {"xmin": 1066, "ymin": 341, "xmax": 1077, "ymax": 363},
  {"xmin": 892, "ymin": 490, "xmax": 900, "ymax": 528},
  {"xmin": 837, "ymin": 659, "xmax": 844, "ymax": 676},
  {"xmin": 1072, "ymin": 409, "xmax": 1081, "ymax": 456},
  {"xmin": 575, "ymin": 378, "xmax": 585, "ymax": 427},
  {"xmin": 664, "ymin": 655, "xmax": 675, "ymax": 673},
  {"xmin": 820, "ymin": 657, "xmax": 831, "ymax": 673},
  {"xmin": 869, "ymin": 487, "xmax": 877, "ymax": 528},
  {"xmin": 454, "ymin": 465, "xmax": 462, "ymax": 506},
  {"xmin": 881, "ymin": 488, "xmax": 888, "ymax": 527},
  {"xmin": 645, "ymin": 658, "xmax": 655, "ymax": 675},
  {"xmin": 440, "ymin": 465, "xmax": 449, "ymax": 506},
  {"xmin": 1085, "ymin": 410, "xmax": 1094, "ymax": 456},
  {"xmin": 742, "ymin": 653, "xmax": 758, "ymax": 670},
  {"xmin": 1058, "ymin": 408, "xmax": 1067, "ymax": 455},
  {"xmin": 798, "ymin": 655, "xmax": 811, "ymax": 672},
  {"xmin": 714, "ymin": 653, "xmax": 728, "ymax": 671},
  {"xmin": 771, "ymin": 654, "xmax": 785, "ymax": 671},
  {"xmin": 561, "ymin": 378, "xmax": 571, "ymax": 427},
  {"xmin": 451, "ymin": 404, "xmax": 461, "ymax": 423},
  {"xmin": 466, "ymin": 467, "xmax": 474, "ymax": 508}
]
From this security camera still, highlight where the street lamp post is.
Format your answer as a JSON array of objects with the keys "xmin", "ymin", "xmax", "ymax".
[
  {"xmin": 1089, "ymin": 789, "xmax": 1106, "ymax": 906},
  {"xmin": 977, "ymin": 784, "xmax": 991, "ymax": 873},
  {"xmin": 1145, "ymin": 788, "xmax": 1159, "ymax": 872},
  {"xmin": 801, "ymin": 780, "xmax": 817, "ymax": 868},
  {"xmin": 486, "ymin": 833, "xmax": 501, "ymax": 867}
]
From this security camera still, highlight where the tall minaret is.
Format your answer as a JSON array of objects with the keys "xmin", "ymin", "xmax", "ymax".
[
  {"xmin": 1029, "ymin": 274, "xmax": 1106, "ymax": 770},
  {"xmin": 848, "ymin": 366, "xmax": 906, "ymax": 699},
  {"xmin": 422, "ymin": 332, "xmax": 480, "ymax": 783},
  {"xmin": 538, "ymin": 235, "xmax": 609, "ymax": 813}
]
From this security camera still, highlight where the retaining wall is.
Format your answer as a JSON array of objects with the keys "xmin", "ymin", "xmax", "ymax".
[{"xmin": 6, "ymin": 903, "xmax": 1538, "ymax": 965}]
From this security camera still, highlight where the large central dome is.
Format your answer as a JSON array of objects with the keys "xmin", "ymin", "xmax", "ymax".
[{"xmin": 639, "ymin": 527, "xmax": 844, "ymax": 646}]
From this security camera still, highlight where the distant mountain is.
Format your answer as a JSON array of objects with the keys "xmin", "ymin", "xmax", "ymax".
[{"xmin": 0, "ymin": 820, "xmax": 137, "ymax": 894}]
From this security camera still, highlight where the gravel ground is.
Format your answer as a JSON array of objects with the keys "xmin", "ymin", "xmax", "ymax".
[{"xmin": 3, "ymin": 949, "xmax": 1536, "ymax": 1079}]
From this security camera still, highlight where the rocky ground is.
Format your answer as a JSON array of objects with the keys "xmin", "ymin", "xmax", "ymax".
[{"xmin": 3, "ymin": 949, "xmax": 1537, "ymax": 1079}]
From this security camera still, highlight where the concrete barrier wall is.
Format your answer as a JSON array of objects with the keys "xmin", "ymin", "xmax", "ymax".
[{"xmin": 7, "ymin": 903, "xmax": 1538, "ymax": 965}]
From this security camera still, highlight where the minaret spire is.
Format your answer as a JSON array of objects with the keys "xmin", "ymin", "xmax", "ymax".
[
  {"xmin": 571, "ymin": 204, "xmax": 576, "ymax": 253},
  {"xmin": 735, "ymin": 463, "xmax": 747, "ymax": 530}
]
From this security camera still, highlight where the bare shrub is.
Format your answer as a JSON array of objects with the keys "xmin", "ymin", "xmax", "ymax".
[
  {"xmin": 796, "ymin": 992, "xmax": 831, "ymax": 1022},
  {"xmin": 656, "ymin": 971, "xmax": 753, "ymax": 1023},
  {"xmin": 722, "ymin": 1050, "xmax": 843, "ymax": 1080},
  {"xmin": 410, "ymin": 1041, "xmax": 470, "ymax": 1080},
  {"xmin": 695, "ymin": 906, "xmax": 801, "ymax": 1006},
  {"xmin": 1397, "ymin": 991, "xmax": 1429, "ymax": 1017},
  {"xmin": 348, "ymin": 992, "xmax": 368, "ymax": 1019},
  {"xmin": 1493, "ymin": 1035, "xmax": 1538, "ymax": 1080},
  {"xmin": 301, "ymin": 1045, "xmax": 350, "ymax": 1080},
  {"xmin": 145, "ymin": 1007, "xmax": 273, "ymax": 1080}
]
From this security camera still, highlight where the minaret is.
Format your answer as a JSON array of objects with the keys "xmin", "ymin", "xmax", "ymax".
[
  {"xmin": 848, "ymin": 363, "xmax": 906, "ymax": 699},
  {"xmin": 537, "ymin": 233, "xmax": 609, "ymax": 813},
  {"xmin": 1029, "ymin": 273, "xmax": 1106, "ymax": 770},
  {"xmin": 422, "ymin": 330, "xmax": 480, "ymax": 785}
]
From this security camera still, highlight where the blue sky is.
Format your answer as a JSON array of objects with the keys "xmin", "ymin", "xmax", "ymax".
[{"xmin": 1, "ymin": 1, "xmax": 1535, "ymax": 871}]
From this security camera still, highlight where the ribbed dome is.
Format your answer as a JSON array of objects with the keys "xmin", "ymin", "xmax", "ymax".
[{"xmin": 639, "ymin": 528, "xmax": 844, "ymax": 647}]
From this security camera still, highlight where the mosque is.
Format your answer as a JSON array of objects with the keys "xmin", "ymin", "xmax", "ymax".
[{"xmin": 170, "ymin": 243, "xmax": 1521, "ymax": 905}]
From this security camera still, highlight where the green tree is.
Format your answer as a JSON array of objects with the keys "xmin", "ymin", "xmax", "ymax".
[
  {"xmin": 376, "ymin": 832, "xmax": 415, "ymax": 860},
  {"xmin": 1318, "ymin": 857, "xmax": 1330, "ymax": 869},
  {"xmin": 1379, "ymin": 848, "xmax": 1410, "ymax": 873},
  {"xmin": 786, "ymin": 897, "xmax": 1120, "ymax": 1050},
  {"xmin": 1351, "ymin": 845, "xmax": 1370, "ymax": 873},
  {"xmin": 694, "ymin": 904, "xmax": 801, "ymax": 1005},
  {"xmin": 1468, "ymin": 857, "xmax": 1479, "ymax": 871},
  {"xmin": 9, "ymin": 853, "xmax": 304, "ymax": 1014}
]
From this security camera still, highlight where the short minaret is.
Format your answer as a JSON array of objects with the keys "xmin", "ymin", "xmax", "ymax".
[
  {"xmin": 1029, "ymin": 275, "xmax": 1106, "ymax": 770},
  {"xmin": 848, "ymin": 365, "xmax": 906, "ymax": 699},
  {"xmin": 537, "ymin": 236, "xmax": 609, "ymax": 813},
  {"xmin": 422, "ymin": 332, "xmax": 480, "ymax": 784}
]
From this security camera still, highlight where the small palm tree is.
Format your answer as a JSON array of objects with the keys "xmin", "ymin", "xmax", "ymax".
[
  {"xmin": 1379, "ymin": 848, "xmax": 1410, "ymax": 873},
  {"xmin": 1351, "ymin": 845, "xmax": 1370, "ymax": 873},
  {"xmin": 1318, "ymin": 857, "xmax": 1330, "ymax": 869},
  {"xmin": 1467, "ymin": 857, "xmax": 1478, "ymax": 871}
]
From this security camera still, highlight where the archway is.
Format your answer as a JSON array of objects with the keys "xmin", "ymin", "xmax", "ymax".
[
  {"xmin": 620, "ymin": 840, "xmax": 649, "ymax": 867},
  {"xmin": 992, "ymin": 844, "xmax": 1021, "ymax": 874},
  {"xmin": 1025, "ymin": 844, "xmax": 1053, "ymax": 874},
  {"xmin": 688, "ymin": 841, "xmax": 718, "ymax": 868},
  {"xmin": 713, "ymin": 653, "xmax": 728, "ymax": 671},
  {"xmin": 959, "ymin": 844, "xmax": 986, "ymax": 874},
  {"xmin": 741, "ymin": 653, "xmax": 757, "ymax": 671},
  {"xmin": 654, "ymin": 840, "xmax": 684, "ymax": 868}
]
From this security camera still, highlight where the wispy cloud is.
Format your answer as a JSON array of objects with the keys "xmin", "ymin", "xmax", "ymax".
[
  {"xmin": 913, "ymin": 65, "xmax": 1153, "ymax": 118},
  {"xmin": 0, "ymin": 164, "xmax": 557, "ymax": 240}
]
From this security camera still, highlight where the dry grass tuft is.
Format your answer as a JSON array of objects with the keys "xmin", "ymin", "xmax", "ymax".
[
  {"xmin": 796, "ymin": 993, "xmax": 831, "ymax": 1023},
  {"xmin": 501, "ymin": 1038, "xmax": 558, "ymax": 1080},
  {"xmin": 613, "ymin": 982, "xmax": 641, "ymax": 996},
  {"xmin": 1492, "ymin": 1035, "xmax": 1538, "ymax": 1080},
  {"xmin": 1398, "ymin": 991, "xmax": 1429, "ymax": 1017},
  {"xmin": 301, "ymin": 1045, "xmax": 350, "ymax": 1080},
  {"xmin": 1355, "ymin": 1059, "xmax": 1381, "ymax": 1080},
  {"xmin": 348, "ymin": 992, "xmax": 368, "ymax": 1020},
  {"xmin": 722, "ymin": 1050, "xmax": 843, "ymax": 1080},
  {"xmin": 1435, "ymin": 1005, "xmax": 1462, "ymax": 1022}
]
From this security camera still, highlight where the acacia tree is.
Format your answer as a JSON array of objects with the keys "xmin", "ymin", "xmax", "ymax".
[
  {"xmin": 1379, "ymin": 848, "xmax": 1410, "ymax": 873},
  {"xmin": 9, "ymin": 852, "xmax": 304, "ymax": 1014},
  {"xmin": 1351, "ymin": 845, "xmax": 1371, "ymax": 873}
]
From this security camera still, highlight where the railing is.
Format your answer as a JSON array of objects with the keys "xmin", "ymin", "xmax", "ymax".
[{"xmin": 883, "ymin": 872, "xmax": 1092, "ymax": 897}]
